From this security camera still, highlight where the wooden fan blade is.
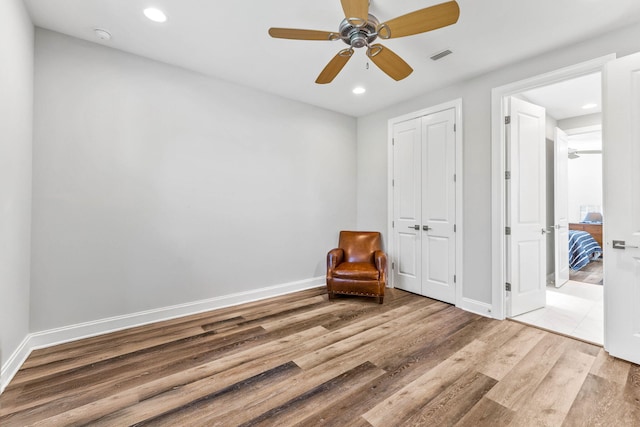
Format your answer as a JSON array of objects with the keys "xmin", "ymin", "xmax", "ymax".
[
  {"xmin": 316, "ymin": 48, "xmax": 354, "ymax": 84},
  {"xmin": 367, "ymin": 44, "xmax": 413, "ymax": 81},
  {"xmin": 341, "ymin": 0, "xmax": 369, "ymax": 25},
  {"xmin": 379, "ymin": 1, "xmax": 460, "ymax": 39},
  {"xmin": 268, "ymin": 28, "xmax": 338, "ymax": 41}
]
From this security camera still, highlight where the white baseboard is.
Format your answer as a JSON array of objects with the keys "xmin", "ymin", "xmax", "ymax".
[
  {"xmin": 0, "ymin": 276, "xmax": 325, "ymax": 395},
  {"xmin": 457, "ymin": 297, "xmax": 495, "ymax": 319},
  {"xmin": 0, "ymin": 336, "xmax": 31, "ymax": 394}
]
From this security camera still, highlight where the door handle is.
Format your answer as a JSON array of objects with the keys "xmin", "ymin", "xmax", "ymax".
[
  {"xmin": 423, "ymin": 225, "xmax": 431, "ymax": 231},
  {"xmin": 612, "ymin": 240, "xmax": 639, "ymax": 249},
  {"xmin": 408, "ymin": 225, "xmax": 420, "ymax": 230},
  {"xmin": 541, "ymin": 227, "xmax": 553, "ymax": 234}
]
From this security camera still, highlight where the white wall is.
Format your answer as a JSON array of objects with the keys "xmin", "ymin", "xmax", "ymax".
[
  {"xmin": 31, "ymin": 29, "xmax": 357, "ymax": 331},
  {"xmin": 568, "ymin": 153, "xmax": 603, "ymax": 223},
  {"xmin": 0, "ymin": 0, "xmax": 33, "ymax": 388},
  {"xmin": 356, "ymin": 22, "xmax": 640, "ymax": 308}
]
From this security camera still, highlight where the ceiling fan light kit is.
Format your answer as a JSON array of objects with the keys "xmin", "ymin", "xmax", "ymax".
[{"xmin": 268, "ymin": 0, "xmax": 460, "ymax": 84}]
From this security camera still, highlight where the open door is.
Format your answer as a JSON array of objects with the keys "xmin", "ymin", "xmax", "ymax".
[
  {"xmin": 506, "ymin": 97, "xmax": 547, "ymax": 317},
  {"xmin": 554, "ymin": 128, "xmax": 570, "ymax": 287},
  {"xmin": 603, "ymin": 51, "xmax": 640, "ymax": 365}
]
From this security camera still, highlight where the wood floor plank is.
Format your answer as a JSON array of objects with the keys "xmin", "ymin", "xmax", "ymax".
[
  {"xmin": 1, "ymin": 287, "xmax": 639, "ymax": 426},
  {"xmin": 484, "ymin": 332, "xmax": 569, "ymax": 410},
  {"xmin": 402, "ymin": 371, "xmax": 497, "ymax": 426},
  {"xmin": 27, "ymin": 326, "xmax": 330, "ymax": 426},
  {"xmin": 563, "ymin": 373, "xmax": 628, "ymax": 427},
  {"xmin": 509, "ymin": 347, "xmax": 595, "ymax": 426},
  {"xmin": 476, "ymin": 323, "xmax": 546, "ymax": 380},
  {"xmin": 304, "ymin": 313, "xmax": 498, "ymax": 426},
  {"xmin": 238, "ymin": 362, "xmax": 386, "ymax": 427},
  {"xmin": 362, "ymin": 339, "xmax": 489, "ymax": 426},
  {"xmin": 293, "ymin": 301, "xmax": 450, "ymax": 370},
  {"xmin": 590, "ymin": 347, "xmax": 631, "ymax": 385},
  {"xmin": 454, "ymin": 397, "xmax": 515, "ymax": 427}
]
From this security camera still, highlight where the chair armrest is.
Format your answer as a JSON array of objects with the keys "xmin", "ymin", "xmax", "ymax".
[
  {"xmin": 374, "ymin": 250, "xmax": 387, "ymax": 284},
  {"xmin": 326, "ymin": 248, "xmax": 344, "ymax": 278}
]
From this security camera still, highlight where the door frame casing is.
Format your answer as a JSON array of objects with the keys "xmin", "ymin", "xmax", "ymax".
[
  {"xmin": 490, "ymin": 55, "xmax": 615, "ymax": 320},
  {"xmin": 387, "ymin": 98, "xmax": 463, "ymax": 307}
]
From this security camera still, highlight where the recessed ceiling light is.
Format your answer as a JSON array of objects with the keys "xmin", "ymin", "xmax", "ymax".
[
  {"xmin": 144, "ymin": 7, "xmax": 167, "ymax": 23},
  {"xmin": 352, "ymin": 86, "xmax": 366, "ymax": 95},
  {"xmin": 93, "ymin": 28, "xmax": 111, "ymax": 41},
  {"xmin": 582, "ymin": 103, "xmax": 598, "ymax": 109}
]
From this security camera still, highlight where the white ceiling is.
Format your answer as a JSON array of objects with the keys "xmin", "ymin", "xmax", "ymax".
[
  {"xmin": 24, "ymin": 0, "xmax": 640, "ymax": 117},
  {"xmin": 521, "ymin": 72, "xmax": 602, "ymax": 120}
]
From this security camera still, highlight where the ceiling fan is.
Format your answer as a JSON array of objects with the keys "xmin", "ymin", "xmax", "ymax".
[{"xmin": 268, "ymin": 0, "xmax": 460, "ymax": 84}]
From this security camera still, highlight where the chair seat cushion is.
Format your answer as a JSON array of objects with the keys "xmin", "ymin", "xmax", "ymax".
[{"xmin": 332, "ymin": 262, "xmax": 379, "ymax": 280}]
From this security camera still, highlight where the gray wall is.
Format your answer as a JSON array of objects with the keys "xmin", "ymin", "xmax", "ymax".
[
  {"xmin": 356, "ymin": 22, "xmax": 640, "ymax": 307},
  {"xmin": 31, "ymin": 30, "xmax": 357, "ymax": 331},
  {"xmin": 0, "ymin": 0, "xmax": 33, "ymax": 378}
]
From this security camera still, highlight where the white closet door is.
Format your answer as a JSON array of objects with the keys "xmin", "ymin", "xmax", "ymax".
[
  {"xmin": 393, "ymin": 118, "xmax": 422, "ymax": 295},
  {"xmin": 393, "ymin": 109, "xmax": 456, "ymax": 304},
  {"xmin": 421, "ymin": 108, "xmax": 457, "ymax": 303}
]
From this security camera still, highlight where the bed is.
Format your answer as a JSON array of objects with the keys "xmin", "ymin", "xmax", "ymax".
[{"xmin": 569, "ymin": 230, "xmax": 602, "ymax": 271}]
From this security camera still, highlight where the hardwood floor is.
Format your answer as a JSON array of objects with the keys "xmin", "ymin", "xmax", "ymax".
[
  {"xmin": 569, "ymin": 259, "xmax": 603, "ymax": 285},
  {"xmin": 1, "ymin": 287, "xmax": 638, "ymax": 426}
]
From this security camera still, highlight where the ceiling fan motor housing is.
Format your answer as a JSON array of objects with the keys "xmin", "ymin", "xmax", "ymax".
[{"xmin": 339, "ymin": 14, "xmax": 379, "ymax": 48}]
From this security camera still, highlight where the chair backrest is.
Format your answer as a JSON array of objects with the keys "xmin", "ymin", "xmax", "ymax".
[{"xmin": 339, "ymin": 231, "xmax": 382, "ymax": 263}]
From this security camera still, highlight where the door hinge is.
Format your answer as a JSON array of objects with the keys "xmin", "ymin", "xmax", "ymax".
[
  {"xmin": 392, "ymin": 138, "xmax": 395, "ymax": 146},
  {"xmin": 454, "ymin": 274, "xmax": 457, "ymax": 283},
  {"xmin": 392, "ymin": 262, "xmax": 395, "ymax": 270},
  {"xmin": 505, "ymin": 226, "xmax": 511, "ymax": 235},
  {"xmin": 453, "ymin": 173, "xmax": 457, "ymax": 182},
  {"xmin": 505, "ymin": 116, "xmax": 511, "ymax": 125},
  {"xmin": 392, "ymin": 179, "xmax": 395, "ymax": 187},
  {"xmin": 454, "ymin": 224, "xmax": 457, "ymax": 232},
  {"xmin": 505, "ymin": 171, "xmax": 511, "ymax": 180},
  {"xmin": 454, "ymin": 123, "xmax": 457, "ymax": 132},
  {"xmin": 392, "ymin": 221, "xmax": 395, "ymax": 228},
  {"xmin": 505, "ymin": 282, "xmax": 512, "ymax": 292}
]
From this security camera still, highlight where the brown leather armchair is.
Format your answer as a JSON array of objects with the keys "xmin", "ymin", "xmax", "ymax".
[{"xmin": 326, "ymin": 231, "xmax": 387, "ymax": 304}]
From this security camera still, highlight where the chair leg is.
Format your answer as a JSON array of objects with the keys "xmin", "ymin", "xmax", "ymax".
[
  {"xmin": 328, "ymin": 291, "xmax": 335, "ymax": 300},
  {"xmin": 378, "ymin": 296, "xmax": 384, "ymax": 304}
]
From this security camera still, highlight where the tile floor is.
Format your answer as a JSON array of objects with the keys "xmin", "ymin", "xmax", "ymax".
[{"xmin": 512, "ymin": 280, "xmax": 604, "ymax": 345}]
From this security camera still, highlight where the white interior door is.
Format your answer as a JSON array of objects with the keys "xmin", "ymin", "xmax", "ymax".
[
  {"xmin": 393, "ymin": 118, "xmax": 421, "ymax": 294},
  {"xmin": 554, "ymin": 127, "xmax": 570, "ymax": 288},
  {"xmin": 421, "ymin": 109, "xmax": 456, "ymax": 303},
  {"xmin": 603, "ymin": 51, "xmax": 640, "ymax": 365},
  {"xmin": 507, "ymin": 97, "xmax": 547, "ymax": 317}
]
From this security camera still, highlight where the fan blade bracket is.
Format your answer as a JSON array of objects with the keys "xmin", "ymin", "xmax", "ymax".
[
  {"xmin": 377, "ymin": 23, "xmax": 391, "ymax": 40},
  {"xmin": 338, "ymin": 48, "xmax": 355, "ymax": 57},
  {"xmin": 346, "ymin": 17, "xmax": 367, "ymax": 27},
  {"xmin": 341, "ymin": 0, "xmax": 370, "ymax": 26},
  {"xmin": 367, "ymin": 45, "xmax": 383, "ymax": 58}
]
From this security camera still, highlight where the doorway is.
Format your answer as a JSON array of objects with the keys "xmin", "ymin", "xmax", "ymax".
[
  {"xmin": 493, "ymin": 52, "xmax": 640, "ymax": 366},
  {"xmin": 490, "ymin": 55, "xmax": 613, "ymax": 338}
]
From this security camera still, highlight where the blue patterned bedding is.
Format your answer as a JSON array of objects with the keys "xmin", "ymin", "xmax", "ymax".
[{"xmin": 569, "ymin": 230, "xmax": 602, "ymax": 271}]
